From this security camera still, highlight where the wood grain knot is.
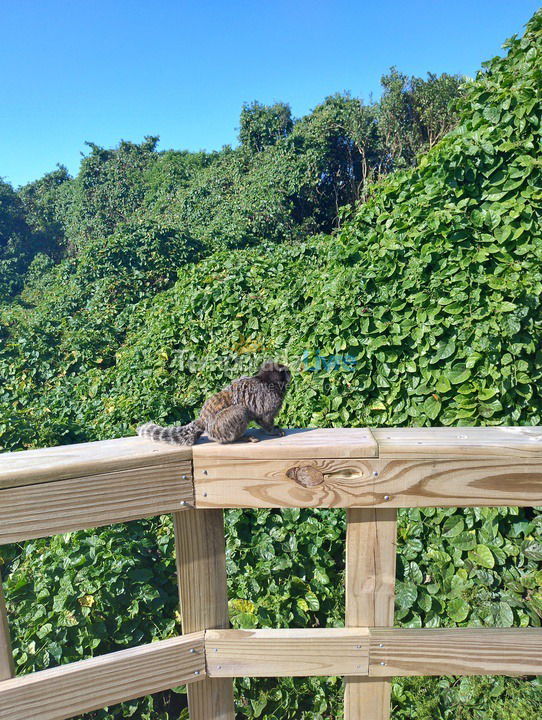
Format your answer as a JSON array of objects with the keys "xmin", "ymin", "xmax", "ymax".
[{"xmin": 286, "ymin": 464, "xmax": 324, "ymax": 487}]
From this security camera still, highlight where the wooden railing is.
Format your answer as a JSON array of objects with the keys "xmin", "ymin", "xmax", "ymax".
[{"xmin": 1, "ymin": 426, "xmax": 542, "ymax": 720}]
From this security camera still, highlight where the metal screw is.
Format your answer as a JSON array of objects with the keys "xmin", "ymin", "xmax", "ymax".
[
  {"xmin": 190, "ymin": 648, "xmax": 196, "ymax": 654},
  {"xmin": 180, "ymin": 500, "xmax": 187, "ymax": 506},
  {"xmin": 203, "ymin": 470, "xmax": 208, "ymax": 476},
  {"xmin": 379, "ymin": 643, "xmax": 384, "ymax": 648},
  {"xmin": 384, "ymin": 495, "xmax": 390, "ymax": 501},
  {"xmin": 203, "ymin": 492, "xmax": 208, "ymax": 497},
  {"xmin": 181, "ymin": 474, "xmax": 188, "ymax": 480},
  {"xmin": 380, "ymin": 661, "xmax": 386, "ymax": 666},
  {"xmin": 373, "ymin": 471, "xmax": 379, "ymax": 477},
  {"xmin": 194, "ymin": 670, "xmax": 201, "ymax": 676},
  {"xmin": 213, "ymin": 648, "xmax": 218, "ymax": 653},
  {"xmin": 217, "ymin": 665, "xmax": 222, "ymax": 670}
]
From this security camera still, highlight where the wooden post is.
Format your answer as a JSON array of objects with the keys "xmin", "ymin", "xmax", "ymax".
[
  {"xmin": 0, "ymin": 568, "xmax": 15, "ymax": 681},
  {"xmin": 174, "ymin": 510, "xmax": 235, "ymax": 720},
  {"xmin": 344, "ymin": 508, "xmax": 397, "ymax": 720}
]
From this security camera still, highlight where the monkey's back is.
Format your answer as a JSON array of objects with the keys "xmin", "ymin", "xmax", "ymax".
[{"xmin": 199, "ymin": 388, "xmax": 234, "ymax": 425}]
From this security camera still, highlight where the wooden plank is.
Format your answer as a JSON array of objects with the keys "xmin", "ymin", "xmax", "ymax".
[
  {"xmin": 174, "ymin": 510, "xmax": 235, "ymax": 720},
  {"xmin": 194, "ymin": 457, "xmax": 542, "ymax": 508},
  {"xmin": 345, "ymin": 509, "xmax": 397, "ymax": 720},
  {"xmin": 0, "ymin": 436, "xmax": 192, "ymax": 490},
  {"xmin": 193, "ymin": 428, "xmax": 378, "ymax": 460},
  {"xmin": 194, "ymin": 457, "xmax": 376, "ymax": 507},
  {"xmin": 370, "ymin": 458, "xmax": 542, "ymax": 507},
  {"xmin": 369, "ymin": 628, "xmax": 542, "ymax": 676},
  {"xmin": 372, "ymin": 426, "xmax": 542, "ymax": 458},
  {"xmin": 0, "ymin": 568, "xmax": 15, "ymax": 681},
  {"xmin": 0, "ymin": 632, "xmax": 205, "ymax": 720},
  {"xmin": 205, "ymin": 628, "xmax": 370, "ymax": 677},
  {"xmin": 0, "ymin": 462, "xmax": 193, "ymax": 543}
]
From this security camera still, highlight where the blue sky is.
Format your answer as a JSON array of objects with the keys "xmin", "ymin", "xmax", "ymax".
[{"xmin": 1, "ymin": 0, "xmax": 539, "ymax": 187}]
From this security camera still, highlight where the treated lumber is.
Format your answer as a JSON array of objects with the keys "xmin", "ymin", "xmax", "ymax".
[
  {"xmin": 0, "ymin": 632, "xmax": 205, "ymax": 720},
  {"xmin": 369, "ymin": 627, "xmax": 542, "ymax": 676},
  {"xmin": 0, "ymin": 436, "xmax": 192, "ymax": 490},
  {"xmin": 370, "ymin": 458, "xmax": 542, "ymax": 507},
  {"xmin": 194, "ymin": 457, "xmax": 542, "ymax": 508},
  {"xmin": 372, "ymin": 426, "xmax": 542, "ymax": 458},
  {"xmin": 194, "ymin": 456, "xmax": 374, "ymax": 507},
  {"xmin": 0, "ymin": 569, "xmax": 15, "ymax": 681},
  {"xmin": 345, "ymin": 509, "xmax": 397, "ymax": 720},
  {"xmin": 205, "ymin": 628, "xmax": 370, "ymax": 677},
  {"xmin": 0, "ymin": 461, "xmax": 193, "ymax": 543},
  {"xmin": 174, "ymin": 510, "xmax": 235, "ymax": 720},
  {"xmin": 193, "ymin": 427, "xmax": 378, "ymax": 460}
]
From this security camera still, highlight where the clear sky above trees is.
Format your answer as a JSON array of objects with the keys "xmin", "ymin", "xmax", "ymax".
[{"xmin": 1, "ymin": 0, "xmax": 539, "ymax": 187}]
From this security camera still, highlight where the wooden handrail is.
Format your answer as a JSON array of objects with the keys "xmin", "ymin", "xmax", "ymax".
[{"xmin": 1, "ymin": 426, "xmax": 542, "ymax": 720}]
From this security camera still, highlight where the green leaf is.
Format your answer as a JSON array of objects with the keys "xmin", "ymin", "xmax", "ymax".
[
  {"xmin": 423, "ymin": 395, "xmax": 441, "ymax": 420},
  {"xmin": 442, "ymin": 516, "xmax": 465, "ymax": 538},
  {"xmin": 468, "ymin": 544, "xmax": 495, "ymax": 569},
  {"xmin": 395, "ymin": 582, "xmax": 418, "ymax": 611},
  {"xmin": 447, "ymin": 597, "xmax": 470, "ymax": 622}
]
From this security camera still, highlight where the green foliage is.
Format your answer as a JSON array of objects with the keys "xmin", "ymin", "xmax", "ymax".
[
  {"xmin": 239, "ymin": 101, "xmax": 294, "ymax": 152},
  {"xmin": 379, "ymin": 68, "xmax": 464, "ymax": 168},
  {"xmin": 1, "ymin": 9, "xmax": 541, "ymax": 720},
  {"xmin": 18, "ymin": 165, "xmax": 71, "ymax": 258},
  {"xmin": 0, "ymin": 180, "xmax": 33, "ymax": 298}
]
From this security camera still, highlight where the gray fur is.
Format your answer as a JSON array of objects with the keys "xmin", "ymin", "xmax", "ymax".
[{"xmin": 137, "ymin": 362, "xmax": 291, "ymax": 446}]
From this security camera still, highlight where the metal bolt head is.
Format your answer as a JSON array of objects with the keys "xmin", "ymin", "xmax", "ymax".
[
  {"xmin": 189, "ymin": 648, "xmax": 196, "ymax": 654},
  {"xmin": 203, "ymin": 492, "xmax": 208, "ymax": 497},
  {"xmin": 181, "ymin": 474, "xmax": 188, "ymax": 480},
  {"xmin": 380, "ymin": 661, "xmax": 386, "ymax": 666},
  {"xmin": 373, "ymin": 471, "xmax": 379, "ymax": 477},
  {"xmin": 384, "ymin": 495, "xmax": 390, "ymax": 501},
  {"xmin": 180, "ymin": 500, "xmax": 187, "ymax": 506},
  {"xmin": 194, "ymin": 670, "xmax": 200, "ymax": 676},
  {"xmin": 217, "ymin": 665, "xmax": 222, "ymax": 670},
  {"xmin": 379, "ymin": 643, "xmax": 384, "ymax": 648}
]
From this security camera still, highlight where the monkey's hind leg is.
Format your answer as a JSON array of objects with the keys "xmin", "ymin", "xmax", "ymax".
[{"xmin": 207, "ymin": 405, "xmax": 251, "ymax": 444}]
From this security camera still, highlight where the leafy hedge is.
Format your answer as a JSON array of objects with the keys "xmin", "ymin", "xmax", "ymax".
[{"xmin": 1, "ymin": 9, "xmax": 542, "ymax": 719}]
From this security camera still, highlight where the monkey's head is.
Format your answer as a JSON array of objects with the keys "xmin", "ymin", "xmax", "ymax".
[{"xmin": 257, "ymin": 361, "xmax": 292, "ymax": 391}]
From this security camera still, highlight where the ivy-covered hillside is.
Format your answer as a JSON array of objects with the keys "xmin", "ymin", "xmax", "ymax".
[{"xmin": 1, "ymin": 9, "xmax": 542, "ymax": 720}]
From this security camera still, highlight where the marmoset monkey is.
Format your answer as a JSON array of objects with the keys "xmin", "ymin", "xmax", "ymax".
[{"xmin": 137, "ymin": 362, "xmax": 291, "ymax": 445}]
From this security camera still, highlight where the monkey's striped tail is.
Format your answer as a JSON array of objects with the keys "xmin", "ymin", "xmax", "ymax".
[{"xmin": 137, "ymin": 420, "xmax": 204, "ymax": 446}]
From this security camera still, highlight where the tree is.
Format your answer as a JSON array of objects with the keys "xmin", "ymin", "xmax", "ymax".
[
  {"xmin": 379, "ymin": 67, "xmax": 464, "ymax": 169},
  {"xmin": 64, "ymin": 136, "xmax": 159, "ymax": 250},
  {"xmin": 0, "ymin": 180, "xmax": 32, "ymax": 297},
  {"xmin": 239, "ymin": 101, "xmax": 293, "ymax": 152},
  {"xmin": 18, "ymin": 165, "xmax": 71, "ymax": 259}
]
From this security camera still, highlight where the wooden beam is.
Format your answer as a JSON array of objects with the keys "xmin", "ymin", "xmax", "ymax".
[
  {"xmin": 174, "ymin": 510, "xmax": 235, "ymax": 720},
  {"xmin": 205, "ymin": 628, "xmax": 370, "ymax": 677},
  {"xmin": 194, "ymin": 457, "xmax": 542, "ymax": 508},
  {"xmin": 369, "ymin": 628, "xmax": 542, "ymax": 676},
  {"xmin": 0, "ymin": 568, "xmax": 15, "ymax": 681},
  {"xmin": 193, "ymin": 428, "xmax": 378, "ymax": 460},
  {"xmin": 0, "ymin": 633, "xmax": 205, "ymax": 720},
  {"xmin": 0, "ymin": 462, "xmax": 193, "ymax": 543},
  {"xmin": 345, "ymin": 509, "xmax": 397, "ymax": 720},
  {"xmin": 370, "ymin": 458, "xmax": 542, "ymax": 507},
  {"xmin": 0, "ymin": 436, "xmax": 192, "ymax": 490},
  {"xmin": 372, "ymin": 426, "xmax": 542, "ymax": 458}
]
